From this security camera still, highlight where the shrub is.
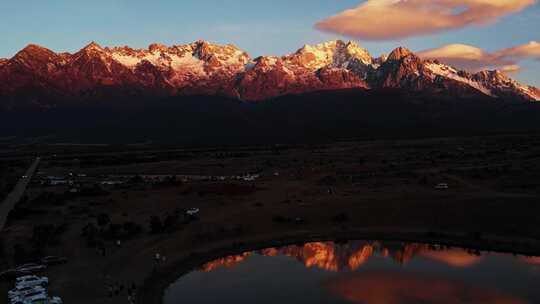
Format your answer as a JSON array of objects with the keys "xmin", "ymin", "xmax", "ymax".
[
  {"xmin": 163, "ymin": 214, "xmax": 179, "ymax": 232},
  {"xmin": 97, "ymin": 213, "xmax": 111, "ymax": 227},
  {"xmin": 103, "ymin": 224, "xmax": 122, "ymax": 239},
  {"xmin": 149, "ymin": 216, "xmax": 163, "ymax": 234},
  {"xmin": 123, "ymin": 221, "xmax": 143, "ymax": 237}
]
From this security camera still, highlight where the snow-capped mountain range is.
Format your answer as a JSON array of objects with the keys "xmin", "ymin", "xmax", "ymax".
[{"xmin": 0, "ymin": 39, "xmax": 538, "ymax": 106}]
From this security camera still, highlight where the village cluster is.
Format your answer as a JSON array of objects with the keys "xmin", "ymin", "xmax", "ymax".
[{"xmin": 38, "ymin": 171, "xmax": 261, "ymax": 191}]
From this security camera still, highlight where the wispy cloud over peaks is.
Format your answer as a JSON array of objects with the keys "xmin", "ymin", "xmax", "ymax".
[
  {"xmin": 495, "ymin": 41, "xmax": 540, "ymax": 59},
  {"xmin": 316, "ymin": 0, "xmax": 536, "ymax": 40},
  {"xmin": 418, "ymin": 41, "xmax": 540, "ymax": 73}
]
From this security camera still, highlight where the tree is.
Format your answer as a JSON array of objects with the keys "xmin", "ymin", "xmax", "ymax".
[
  {"xmin": 97, "ymin": 213, "xmax": 111, "ymax": 227},
  {"xmin": 149, "ymin": 216, "xmax": 163, "ymax": 234}
]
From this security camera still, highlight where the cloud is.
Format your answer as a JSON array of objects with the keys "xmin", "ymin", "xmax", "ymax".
[
  {"xmin": 521, "ymin": 256, "xmax": 540, "ymax": 265},
  {"xmin": 316, "ymin": 0, "xmax": 536, "ymax": 40},
  {"xmin": 495, "ymin": 41, "xmax": 540, "ymax": 59},
  {"xmin": 499, "ymin": 64, "xmax": 523, "ymax": 73},
  {"xmin": 325, "ymin": 271, "xmax": 527, "ymax": 304},
  {"xmin": 417, "ymin": 41, "xmax": 540, "ymax": 73},
  {"xmin": 418, "ymin": 249, "xmax": 483, "ymax": 268}
]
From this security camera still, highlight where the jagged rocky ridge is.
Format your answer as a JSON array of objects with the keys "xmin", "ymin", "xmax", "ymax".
[{"xmin": 0, "ymin": 40, "xmax": 538, "ymax": 108}]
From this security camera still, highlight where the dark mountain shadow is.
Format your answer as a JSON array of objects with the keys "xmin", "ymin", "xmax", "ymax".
[{"xmin": 1, "ymin": 89, "xmax": 540, "ymax": 144}]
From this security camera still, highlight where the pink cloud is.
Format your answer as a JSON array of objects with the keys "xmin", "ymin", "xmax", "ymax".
[
  {"xmin": 495, "ymin": 41, "xmax": 540, "ymax": 59},
  {"xmin": 325, "ymin": 271, "xmax": 527, "ymax": 304},
  {"xmin": 418, "ymin": 249, "xmax": 483, "ymax": 268},
  {"xmin": 316, "ymin": 0, "xmax": 536, "ymax": 40},
  {"xmin": 417, "ymin": 41, "xmax": 540, "ymax": 73}
]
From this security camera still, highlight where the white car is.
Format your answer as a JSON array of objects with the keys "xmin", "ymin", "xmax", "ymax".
[
  {"xmin": 20, "ymin": 296, "xmax": 62, "ymax": 304},
  {"xmin": 435, "ymin": 183, "xmax": 449, "ymax": 190},
  {"xmin": 49, "ymin": 296, "xmax": 63, "ymax": 304},
  {"xmin": 186, "ymin": 208, "xmax": 200, "ymax": 216},
  {"xmin": 8, "ymin": 286, "xmax": 46, "ymax": 300},
  {"xmin": 13, "ymin": 296, "xmax": 62, "ymax": 304},
  {"xmin": 15, "ymin": 275, "xmax": 48, "ymax": 289},
  {"xmin": 16, "ymin": 264, "xmax": 47, "ymax": 274},
  {"xmin": 11, "ymin": 289, "xmax": 47, "ymax": 304}
]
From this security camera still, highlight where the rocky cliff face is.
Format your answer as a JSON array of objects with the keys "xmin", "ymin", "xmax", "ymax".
[{"xmin": 0, "ymin": 40, "xmax": 538, "ymax": 108}]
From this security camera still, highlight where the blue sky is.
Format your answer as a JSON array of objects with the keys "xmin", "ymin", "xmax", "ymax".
[{"xmin": 1, "ymin": 0, "xmax": 539, "ymax": 85}]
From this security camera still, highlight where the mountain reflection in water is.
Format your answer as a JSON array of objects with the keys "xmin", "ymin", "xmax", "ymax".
[
  {"xmin": 326, "ymin": 271, "xmax": 526, "ymax": 304},
  {"xmin": 200, "ymin": 241, "xmax": 482, "ymax": 272},
  {"xmin": 164, "ymin": 241, "xmax": 540, "ymax": 304}
]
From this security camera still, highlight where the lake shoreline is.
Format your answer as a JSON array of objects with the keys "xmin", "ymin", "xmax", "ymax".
[{"xmin": 137, "ymin": 228, "xmax": 540, "ymax": 304}]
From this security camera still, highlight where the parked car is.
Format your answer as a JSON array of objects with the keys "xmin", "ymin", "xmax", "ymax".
[
  {"xmin": 11, "ymin": 289, "xmax": 47, "ymax": 304},
  {"xmin": 435, "ymin": 183, "xmax": 449, "ymax": 190},
  {"xmin": 49, "ymin": 297, "xmax": 63, "ymax": 304},
  {"xmin": 15, "ymin": 264, "xmax": 41, "ymax": 270},
  {"xmin": 15, "ymin": 275, "xmax": 48, "ymax": 289},
  {"xmin": 11, "ymin": 292, "xmax": 61, "ymax": 304},
  {"xmin": 8, "ymin": 285, "xmax": 46, "ymax": 300},
  {"xmin": 186, "ymin": 208, "xmax": 200, "ymax": 216},
  {"xmin": 40, "ymin": 256, "xmax": 67, "ymax": 266},
  {"xmin": 15, "ymin": 264, "xmax": 47, "ymax": 274}
]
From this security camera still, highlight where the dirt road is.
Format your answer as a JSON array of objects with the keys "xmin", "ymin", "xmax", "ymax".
[{"xmin": 0, "ymin": 157, "xmax": 40, "ymax": 231}]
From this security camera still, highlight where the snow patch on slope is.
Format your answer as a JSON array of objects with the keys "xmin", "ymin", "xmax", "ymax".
[
  {"xmin": 514, "ymin": 84, "xmax": 538, "ymax": 101},
  {"xmin": 169, "ymin": 54, "xmax": 204, "ymax": 72},
  {"xmin": 111, "ymin": 54, "xmax": 141, "ymax": 67},
  {"xmin": 426, "ymin": 63, "xmax": 493, "ymax": 97},
  {"xmin": 290, "ymin": 40, "xmax": 373, "ymax": 70}
]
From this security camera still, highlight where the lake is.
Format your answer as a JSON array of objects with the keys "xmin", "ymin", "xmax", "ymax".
[{"xmin": 164, "ymin": 240, "xmax": 540, "ymax": 304}]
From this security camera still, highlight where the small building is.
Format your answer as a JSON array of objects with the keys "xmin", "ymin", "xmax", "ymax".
[{"xmin": 435, "ymin": 183, "xmax": 449, "ymax": 190}]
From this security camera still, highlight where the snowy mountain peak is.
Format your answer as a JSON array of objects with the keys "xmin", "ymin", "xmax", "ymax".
[
  {"xmin": 19, "ymin": 44, "xmax": 51, "ymax": 53},
  {"xmin": 474, "ymin": 70, "xmax": 507, "ymax": 82},
  {"xmin": 424, "ymin": 61, "xmax": 539, "ymax": 101},
  {"xmin": 103, "ymin": 41, "xmax": 251, "ymax": 77},
  {"xmin": 190, "ymin": 40, "xmax": 250, "ymax": 66},
  {"xmin": 82, "ymin": 41, "xmax": 104, "ymax": 52},
  {"xmin": 473, "ymin": 69, "xmax": 540, "ymax": 101},
  {"xmin": 529, "ymin": 86, "xmax": 540, "ymax": 100},
  {"xmin": 387, "ymin": 47, "xmax": 414, "ymax": 61},
  {"xmin": 14, "ymin": 44, "xmax": 57, "ymax": 62},
  {"xmin": 148, "ymin": 43, "xmax": 169, "ymax": 53},
  {"xmin": 12, "ymin": 44, "xmax": 59, "ymax": 69},
  {"xmin": 289, "ymin": 40, "xmax": 372, "ymax": 69},
  {"xmin": 0, "ymin": 40, "xmax": 538, "ymax": 102}
]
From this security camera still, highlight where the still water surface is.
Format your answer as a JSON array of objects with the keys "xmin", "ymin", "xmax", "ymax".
[{"xmin": 164, "ymin": 240, "xmax": 540, "ymax": 304}]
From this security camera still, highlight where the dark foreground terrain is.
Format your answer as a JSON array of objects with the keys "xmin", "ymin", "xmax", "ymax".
[
  {"xmin": 1, "ymin": 135, "xmax": 540, "ymax": 303},
  {"xmin": 2, "ymin": 89, "xmax": 540, "ymax": 144}
]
